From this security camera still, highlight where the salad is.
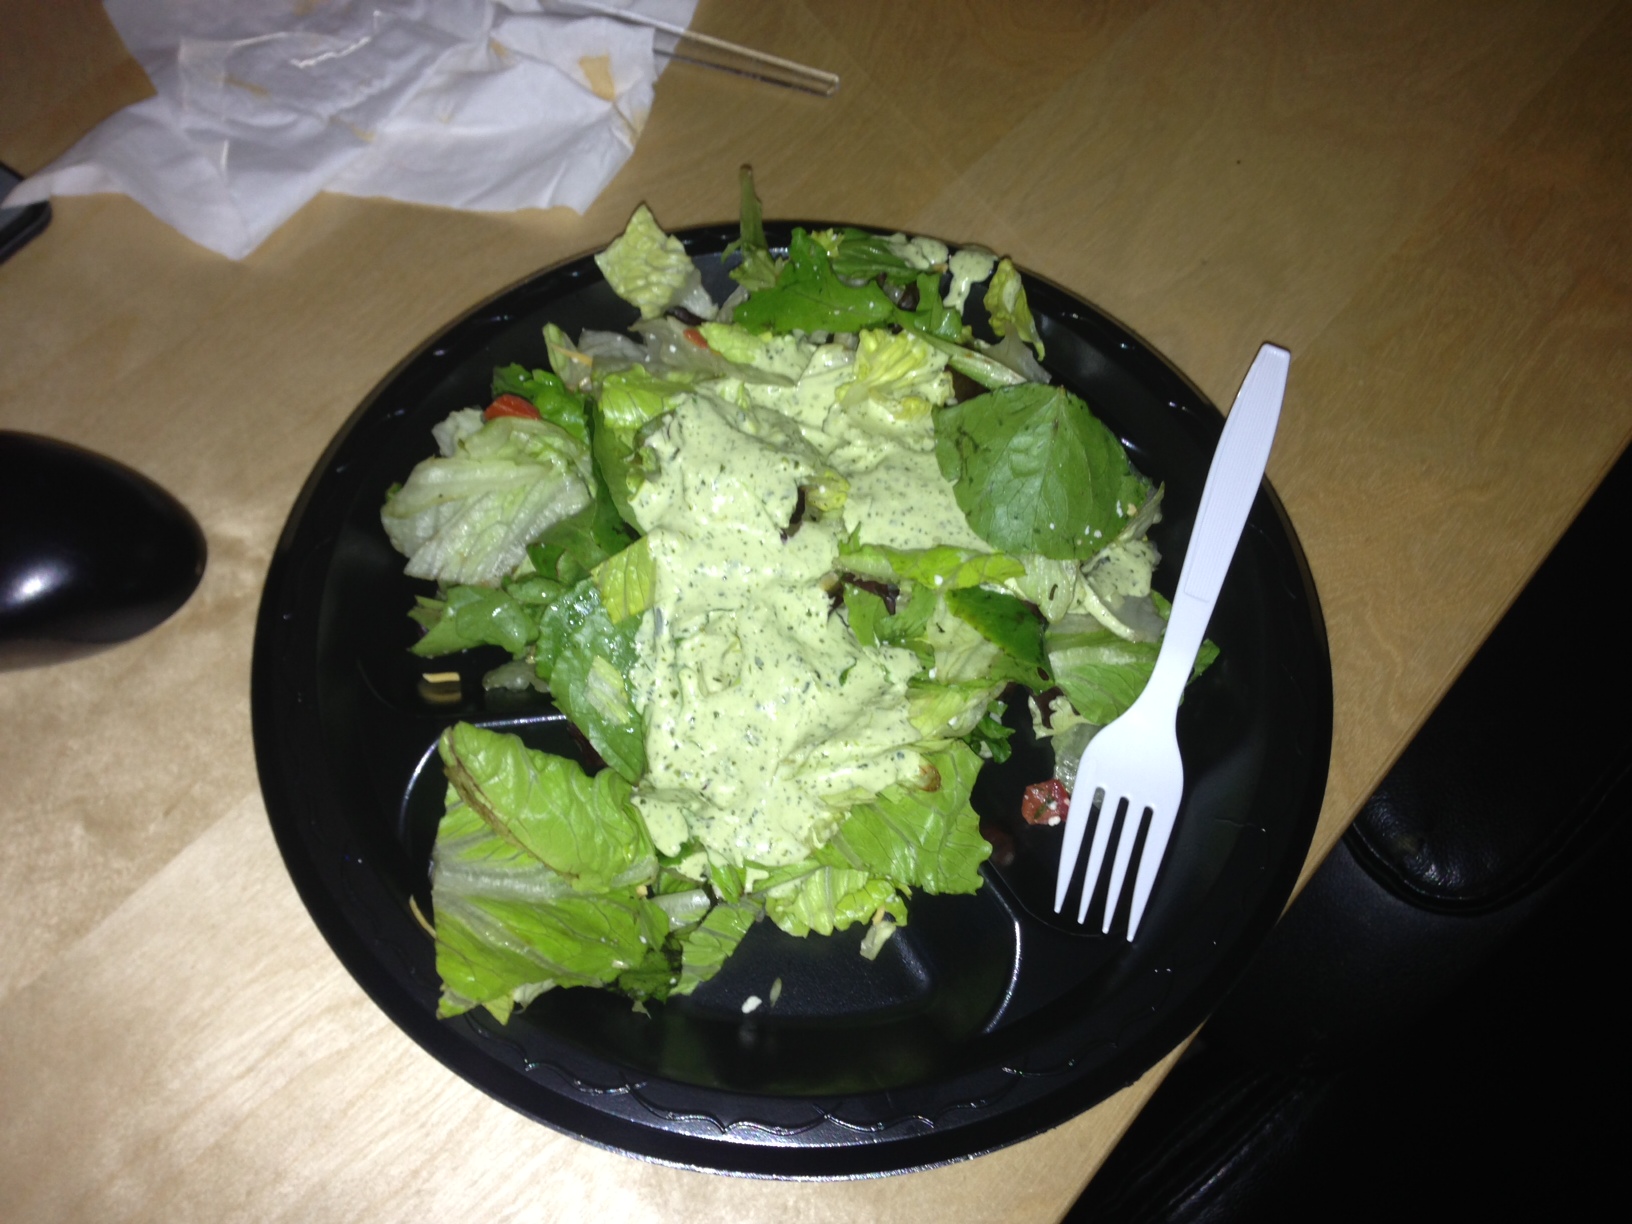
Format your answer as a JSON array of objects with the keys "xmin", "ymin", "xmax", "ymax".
[{"xmin": 382, "ymin": 171, "xmax": 1213, "ymax": 1022}]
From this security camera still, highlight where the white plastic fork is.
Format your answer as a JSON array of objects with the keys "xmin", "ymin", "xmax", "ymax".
[{"xmin": 1054, "ymin": 343, "xmax": 1290, "ymax": 939}]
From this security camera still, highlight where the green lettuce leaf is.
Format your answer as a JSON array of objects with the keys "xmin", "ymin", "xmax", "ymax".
[
  {"xmin": 943, "ymin": 586, "xmax": 1051, "ymax": 689},
  {"xmin": 409, "ymin": 584, "xmax": 540, "ymax": 658},
  {"xmin": 837, "ymin": 537, "xmax": 1026, "ymax": 591},
  {"xmin": 491, "ymin": 364, "xmax": 590, "ymax": 443},
  {"xmin": 674, "ymin": 901, "xmax": 760, "ymax": 996},
  {"xmin": 595, "ymin": 203, "xmax": 714, "ymax": 319},
  {"xmin": 896, "ymin": 272, "xmax": 968, "ymax": 343},
  {"xmin": 983, "ymin": 257, "xmax": 1044, "ymax": 359},
  {"xmin": 722, "ymin": 166, "xmax": 780, "ymax": 292},
  {"xmin": 592, "ymin": 366, "xmax": 683, "ymax": 528},
  {"xmin": 759, "ymin": 865, "xmax": 906, "ymax": 938},
  {"xmin": 831, "ymin": 227, "xmax": 920, "ymax": 286},
  {"xmin": 732, "ymin": 228, "xmax": 898, "ymax": 335},
  {"xmin": 815, "ymin": 742, "xmax": 990, "ymax": 894},
  {"xmin": 934, "ymin": 383, "xmax": 1148, "ymax": 560},
  {"xmin": 907, "ymin": 678, "xmax": 1007, "ymax": 741},
  {"xmin": 591, "ymin": 536, "xmax": 655, "ymax": 625},
  {"xmin": 428, "ymin": 790, "xmax": 668, "ymax": 1020},
  {"xmin": 534, "ymin": 580, "xmax": 647, "ymax": 781},
  {"xmin": 438, "ymin": 723, "xmax": 656, "ymax": 890},
  {"xmin": 381, "ymin": 414, "xmax": 594, "ymax": 587}
]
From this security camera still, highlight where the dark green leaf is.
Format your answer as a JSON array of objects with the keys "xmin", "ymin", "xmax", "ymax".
[
  {"xmin": 732, "ymin": 228, "xmax": 897, "ymax": 335},
  {"xmin": 934, "ymin": 383, "xmax": 1149, "ymax": 559}
]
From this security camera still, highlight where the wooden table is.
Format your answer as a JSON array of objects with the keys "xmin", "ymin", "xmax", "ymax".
[{"xmin": 3, "ymin": 1, "xmax": 1628, "ymax": 1219}]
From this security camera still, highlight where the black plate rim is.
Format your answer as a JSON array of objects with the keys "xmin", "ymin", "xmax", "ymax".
[{"xmin": 251, "ymin": 222, "xmax": 1332, "ymax": 1179}]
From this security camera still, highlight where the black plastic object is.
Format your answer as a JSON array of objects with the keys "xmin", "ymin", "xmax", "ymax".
[
  {"xmin": 251, "ymin": 225, "xmax": 1332, "ymax": 1177},
  {"xmin": 0, "ymin": 432, "xmax": 207, "ymax": 669},
  {"xmin": 1066, "ymin": 442, "xmax": 1632, "ymax": 1221},
  {"xmin": 1, "ymin": 162, "xmax": 51, "ymax": 264}
]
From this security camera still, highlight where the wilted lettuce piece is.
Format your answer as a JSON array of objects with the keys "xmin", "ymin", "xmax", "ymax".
[
  {"xmin": 733, "ymin": 228, "xmax": 897, "ymax": 335},
  {"xmin": 837, "ymin": 537, "xmax": 1026, "ymax": 591},
  {"xmin": 491, "ymin": 364, "xmax": 590, "ymax": 443},
  {"xmin": 595, "ymin": 203, "xmax": 716, "ymax": 320},
  {"xmin": 410, "ymin": 584, "xmax": 541, "ymax": 658},
  {"xmin": 983, "ymin": 257, "xmax": 1044, "ymax": 360},
  {"xmin": 1079, "ymin": 539, "xmax": 1166, "ymax": 642},
  {"xmin": 722, "ymin": 165, "xmax": 779, "ymax": 292},
  {"xmin": 816, "ymin": 742, "xmax": 990, "ymax": 894},
  {"xmin": 674, "ymin": 901, "xmax": 759, "ymax": 995},
  {"xmin": 935, "ymin": 383, "xmax": 1148, "ymax": 561},
  {"xmin": 382, "ymin": 414, "xmax": 595, "ymax": 587},
  {"xmin": 591, "ymin": 537, "xmax": 654, "ymax": 625},
  {"xmin": 438, "ymin": 723, "xmax": 656, "ymax": 891},
  {"xmin": 534, "ymin": 579, "xmax": 647, "ymax": 782},
  {"xmin": 760, "ymin": 864, "xmax": 906, "ymax": 938}
]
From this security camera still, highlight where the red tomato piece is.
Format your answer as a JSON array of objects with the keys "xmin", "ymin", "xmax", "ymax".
[
  {"xmin": 682, "ymin": 327, "xmax": 709, "ymax": 349},
  {"xmin": 484, "ymin": 394, "xmax": 540, "ymax": 421},
  {"xmin": 1021, "ymin": 779, "xmax": 1071, "ymax": 826}
]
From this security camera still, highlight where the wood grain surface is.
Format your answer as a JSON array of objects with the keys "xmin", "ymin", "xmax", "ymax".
[{"xmin": 3, "ymin": 1, "xmax": 1629, "ymax": 1220}]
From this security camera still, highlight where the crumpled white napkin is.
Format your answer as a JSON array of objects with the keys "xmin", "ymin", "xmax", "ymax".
[{"xmin": 2, "ymin": 0, "xmax": 697, "ymax": 259}]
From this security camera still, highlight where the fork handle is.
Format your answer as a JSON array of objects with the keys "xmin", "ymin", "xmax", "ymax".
[{"xmin": 1145, "ymin": 344, "xmax": 1289, "ymax": 710}]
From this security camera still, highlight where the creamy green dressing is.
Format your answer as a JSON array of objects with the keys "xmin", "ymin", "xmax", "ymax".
[{"xmin": 625, "ymin": 334, "xmax": 966, "ymax": 866}]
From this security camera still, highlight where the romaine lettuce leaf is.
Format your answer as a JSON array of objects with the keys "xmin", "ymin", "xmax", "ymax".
[
  {"xmin": 837, "ymin": 537, "xmax": 1026, "ymax": 591},
  {"xmin": 534, "ymin": 579, "xmax": 647, "ymax": 781},
  {"xmin": 906, "ymin": 679, "xmax": 1006, "ymax": 741},
  {"xmin": 840, "ymin": 327, "xmax": 952, "ymax": 409},
  {"xmin": 428, "ymin": 787, "xmax": 667, "ymax": 1020},
  {"xmin": 591, "ymin": 537, "xmax": 655, "ymax": 625},
  {"xmin": 675, "ymin": 900, "xmax": 759, "ymax": 995},
  {"xmin": 815, "ymin": 742, "xmax": 990, "ymax": 894},
  {"xmin": 382, "ymin": 414, "xmax": 595, "ymax": 587},
  {"xmin": 595, "ymin": 203, "xmax": 716, "ymax": 320},
  {"xmin": 438, "ymin": 723, "xmax": 656, "ymax": 890},
  {"xmin": 983, "ymin": 257, "xmax": 1044, "ymax": 360},
  {"xmin": 934, "ymin": 383, "xmax": 1148, "ymax": 560},
  {"xmin": 759, "ymin": 864, "xmax": 906, "ymax": 938},
  {"xmin": 409, "ymin": 584, "xmax": 541, "ymax": 658}
]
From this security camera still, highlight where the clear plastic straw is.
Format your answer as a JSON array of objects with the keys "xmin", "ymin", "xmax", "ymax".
[{"xmin": 550, "ymin": 1, "xmax": 839, "ymax": 96}]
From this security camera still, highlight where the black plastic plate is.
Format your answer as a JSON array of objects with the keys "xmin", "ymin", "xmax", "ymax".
[{"xmin": 252, "ymin": 223, "xmax": 1331, "ymax": 1177}]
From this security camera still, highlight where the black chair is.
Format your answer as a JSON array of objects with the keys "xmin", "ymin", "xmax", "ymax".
[{"xmin": 1068, "ymin": 443, "xmax": 1632, "ymax": 1222}]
